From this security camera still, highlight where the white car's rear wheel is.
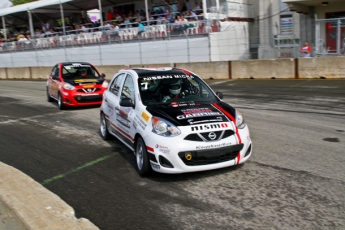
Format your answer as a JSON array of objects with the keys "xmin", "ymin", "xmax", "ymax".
[
  {"xmin": 100, "ymin": 113, "xmax": 111, "ymax": 140},
  {"xmin": 136, "ymin": 137, "xmax": 152, "ymax": 176}
]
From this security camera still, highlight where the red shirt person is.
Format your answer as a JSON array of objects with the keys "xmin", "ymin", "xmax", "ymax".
[{"xmin": 301, "ymin": 42, "xmax": 311, "ymax": 57}]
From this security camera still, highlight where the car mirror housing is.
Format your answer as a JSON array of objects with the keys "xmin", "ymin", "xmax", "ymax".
[
  {"xmin": 101, "ymin": 73, "xmax": 106, "ymax": 78},
  {"xmin": 120, "ymin": 98, "xmax": 134, "ymax": 107},
  {"xmin": 216, "ymin": 92, "xmax": 223, "ymax": 99}
]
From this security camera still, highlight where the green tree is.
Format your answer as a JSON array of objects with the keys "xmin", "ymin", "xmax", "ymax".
[{"xmin": 11, "ymin": 0, "xmax": 38, "ymax": 6}]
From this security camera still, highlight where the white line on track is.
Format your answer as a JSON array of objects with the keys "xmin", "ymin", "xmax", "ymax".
[{"xmin": 208, "ymin": 80, "xmax": 233, "ymax": 85}]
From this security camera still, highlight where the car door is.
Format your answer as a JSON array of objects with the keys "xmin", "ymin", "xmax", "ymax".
[
  {"xmin": 49, "ymin": 65, "xmax": 60, "ymax": 99},
  {"xmin": 116, "ymin": 73, "xmax": 137, "ymax": 147},
  {"xmin": 47, "ymin": 65, "xmax": 57, "ymax": 98},
  {"xmin": 103, "ymin": 73, "xmax": 125, "ymax": 135}
]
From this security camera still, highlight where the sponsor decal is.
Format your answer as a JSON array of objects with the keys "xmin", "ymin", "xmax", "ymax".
[
  {"xmin": 170, "ymin": 101, "xmax": 196, "ymax": 107},
  {"xmin": 115, "ymin": 106, "xmax": 132, "ymax": 132},
  {"xmin": 64, "ymin": 64, "xmax": 91, "ymax": 69},
  {"xmin": 141, "ymin": 111, "xmax": 150, "ymax": 122},
  {"xmin": 155, "ymin": 144, "xmax": 170, "ymax": 154},
  {"xmin": 177, "ymin": 112, "xmax": 222, "ymax": 120},
  {"xmin": 190, "ymin": 123, "xmax": 228, "ymax": 131},
  {"xmin": 142, "ymin": 75, "xmax": 194, "ymax": 81},
  {"xmin": 159, "ymin": 149, "xmax": 170, "ymax": 154},
  {"xmin": 134, "ymin": 115, "xmax": 147, "ymax": 130},
  {"xmin": 155, "ymin": 144, "xmax": 168, "ymax": 149},
  {"xmin": 187, "ymin": 117, "xmax": 224, "ymax": 125},
  {"xmin": 119, "ymin": 107, "xmax": 131, "ymax": 119},
  {"xmin": 196, "ymin": 142, "xmax": 231, "ymax": 150},
  {"xmin": 83, "ymin": 85, "xmax": 95, "ymax": 88},
  {"xmin": 182, "ymin": 108, "xmax": 213, "ymax": 114},
  {"xmin": 151, "ymin": 163, "xmax": 160, "ymax": 170},
  {"xmin": 117, "ymin": 116, "xmax": 131, "ymax": 129},
  {"xmin": 171, "ymin": 102, "xmax": 179, "ymax": 107},
  {"xmin": 74, "ymin": 79, "xmax": 98, "ymax": 83}
]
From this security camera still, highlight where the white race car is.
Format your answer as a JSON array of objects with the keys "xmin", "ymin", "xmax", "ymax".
[{"xmin": 100, "ymin": 68, "xmax": 252, "ymax": 176}]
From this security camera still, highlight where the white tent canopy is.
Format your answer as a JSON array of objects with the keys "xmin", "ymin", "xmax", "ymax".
[
  {"xmin": 0, "ymin": 0, "xmax": 141, "ymax": 39},
  {"xmin": 0, "ymin": 0, "xmax": 72, "ymax": 17}
]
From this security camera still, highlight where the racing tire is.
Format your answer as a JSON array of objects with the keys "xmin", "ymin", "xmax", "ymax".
[
  {"xmin": 136, "ymin": 137, "xmax": 152, "ymax": 177},
  {"xmin": 57, "ymin": 93, "xmax": 65, "ymax": 110},
  {"xmin": 100, "ymin": 113, "xmax": 111, "ymax": 140},
  {"xmin": 46, "ymin": 87, "xmax": 53, "ymax": 102}
]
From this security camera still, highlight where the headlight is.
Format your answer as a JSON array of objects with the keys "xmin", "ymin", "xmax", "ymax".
[
  {"xmin": 152, "ymin": 116, "xmax": 181, "ymax": 137},
  {"xmin": 102, "ymin": 81, "xmax": 109, "ymax": 88},
  {"xmin": 236, "ymin": 110, "xmax": 246, "ymax": 129},
  {"xmin": 63, "ymin": 83, "xmax": 75, "ymax": 90}
]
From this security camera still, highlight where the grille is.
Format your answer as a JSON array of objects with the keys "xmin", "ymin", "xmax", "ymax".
[
  {"xmin": 74, "ymin": 95, "xmax": 102, "ymax": 102},
  {"xmin": 76, "ymin": 88, "xmax": 101, "ymax": 93},
  {"xmin": 178, "ymin": 144, "xmax": 244, "ymax": 166},
  {"xmin": 184, "ymin": 129, "xmax": 235, "ymax": 142}
]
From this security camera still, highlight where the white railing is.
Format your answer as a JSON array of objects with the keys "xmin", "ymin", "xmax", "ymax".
[{"xmin": 0, "ymin": 19, "xmax": 219, "ymax": 52}]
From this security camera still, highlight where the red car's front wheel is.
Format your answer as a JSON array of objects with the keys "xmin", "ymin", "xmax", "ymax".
[{"xmin": 57, "ymin": 93, "xmax": 65, "ymax": 110}]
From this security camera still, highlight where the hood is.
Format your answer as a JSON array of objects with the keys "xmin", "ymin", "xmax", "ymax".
[
  {"xmin": 65, "ymin": 78, "xmax": 105, "ymax": 86},
  {"xmin": 146, "ymin": 102, "xmax": 236, "ymax": 126}
]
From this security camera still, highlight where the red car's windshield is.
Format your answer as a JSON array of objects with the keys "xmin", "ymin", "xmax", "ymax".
[{"xmin": 62, "ymin": 64, "xmax": 100, "ymax": 80}]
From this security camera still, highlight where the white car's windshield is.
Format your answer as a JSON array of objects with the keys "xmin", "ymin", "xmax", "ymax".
[{"xmin": 138, "ymin": 74, "xmax": 217, "ymax": 106}]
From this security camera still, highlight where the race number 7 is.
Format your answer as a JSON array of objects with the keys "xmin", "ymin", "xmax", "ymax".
[{"xmin": 141, "ymin": 82, "xmax": 148, "ymax": 89}]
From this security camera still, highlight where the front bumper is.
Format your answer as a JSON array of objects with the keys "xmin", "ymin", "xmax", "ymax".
[
  {"xmin": 144, "ymin": 125, "xmax": 252, "ymax": 174},
  {"xmin": 61, "ymin": 88, "xmax": 105, "ymax": 107}
]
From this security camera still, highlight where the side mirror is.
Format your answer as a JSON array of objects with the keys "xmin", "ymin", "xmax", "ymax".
[
  {"xmin": 101, "ymin": 73, "xmax": 106, "ymax": 78},
  {"xmin": 120, "ymin": 98, "xmax": 134, "ymax": 107},
  {"xmin": 216, "ymin": 92, "xmax": 223, "ymax": 99}
]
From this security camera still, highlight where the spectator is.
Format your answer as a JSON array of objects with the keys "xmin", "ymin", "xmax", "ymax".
[
  {"xmin": 110, "ymin": 23, "xmax": 119, "ymax": 40},
  {"xmin": 42, "ymin": 21, "xmax": 50, "ymax": 32},
  {"xmin": 185, "ymin": 0, "xmax": 192, "ymax": 11},
  {"xmin": 193, "ymin": 2, "xmax": 200, "ymax": 11},
  {"xmin": 166, "ymin": 10, "xmax": 175, "ymax": 23},
  {"xmin": 188, "ymin": 10, "xmax": 198, "ymax": 20},
  {"xmin": 17, "ymin": 34, "xmax": 27, "ymax": 41},
  {"xmin": 300, "ymin": 41, "xmax": 311, "ymax": 57},
  {"xmin": 81, "ymin": 24, "xmax": 88, "ymax": 32},
  {"xmin": 107, "ymin": 9, "xmax": 114, "ymax": 21},
  {"xmin": 34, "ymin": 29, "xmax": 42, "ymax": 38},
  {"xmin": 138, "ymin": 20, "xmax": 145, "ymax": 36}
]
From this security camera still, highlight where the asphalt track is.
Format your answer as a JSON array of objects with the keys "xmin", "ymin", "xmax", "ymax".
[{"xmin": 0, "ymin": 79, "xmax": 344, "ymax": 230}]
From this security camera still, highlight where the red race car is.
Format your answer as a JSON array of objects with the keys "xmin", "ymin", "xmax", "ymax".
[{"xmin": 46, "ymin": 62, "xmax": 108, "ymax": 109}]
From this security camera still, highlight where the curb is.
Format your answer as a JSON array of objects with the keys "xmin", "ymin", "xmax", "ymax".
[{"xmin": 0, "ymin": 162, "xmax": 99, "ymax": 230}]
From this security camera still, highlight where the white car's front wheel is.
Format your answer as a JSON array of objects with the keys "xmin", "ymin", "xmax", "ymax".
[{"xmin": 136, "ymin": 137, "xmax": 152, "ymax": 176}]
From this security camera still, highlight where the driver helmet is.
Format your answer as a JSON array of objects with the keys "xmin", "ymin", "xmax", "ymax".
[
  {"xmin": 78, "ymin": 69, "xmax": 87, "ymax": 77},
  {"xmin": 169, "ymin": 79, "xmax": 181, "ymax": 95}
]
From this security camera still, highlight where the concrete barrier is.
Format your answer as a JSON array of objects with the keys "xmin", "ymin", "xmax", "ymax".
[
  {"xmin": 299, "ymin": 56, "xmax": 345, "ymax": 79},
  {"xmin": 31, "ymin": 67, "xmax": 52, "ymax": 80},
  {"xmin": 176, "ymin": 62, "xmax": 229, "ymax": 79},
  {"xmin": 95, "ymin": 65, "xmax": 127, "ymax": 79},
  {"xmin": 1, "ymin": 57, "xmax": 345, "ymax": 80},
  {"xmin": 0, "ymin": 162, "xmax": 99, "ymax": 230},
  {"xmin": 0, "ymin": 68, "xmax": 7, "ymax": 79},
  {"xmin": 6, "ymin": 67, "xmax": 31, "ymax": 80},
  {"xmin": 232, "ymin": 58, "xmax": 295, "ymax": 79}
]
